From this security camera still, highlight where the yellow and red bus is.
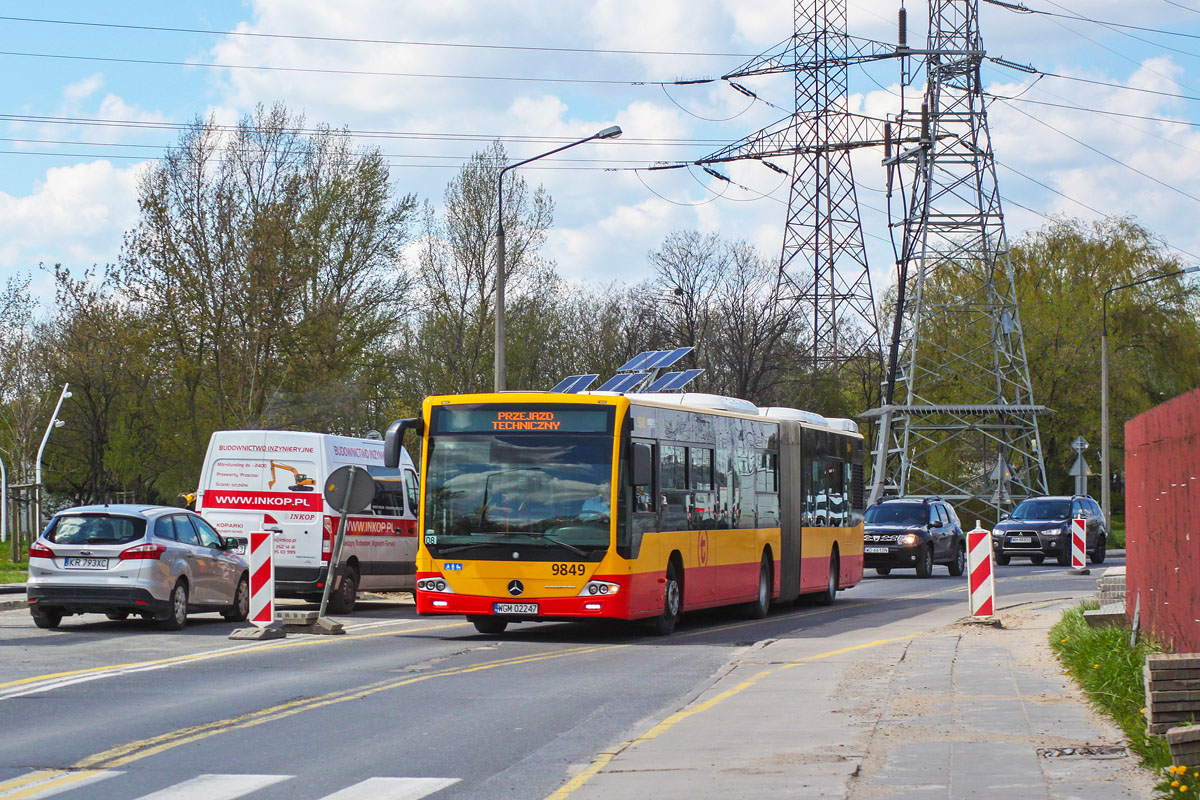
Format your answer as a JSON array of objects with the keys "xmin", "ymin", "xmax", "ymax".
[{"xmin": 384, "ymin": 391, "xmax": 864, "ymax": 635}]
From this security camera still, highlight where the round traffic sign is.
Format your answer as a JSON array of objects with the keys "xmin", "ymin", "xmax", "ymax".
[{"xmin": 323, "ymin": 465, "xmax": 375, "ymax": 514}]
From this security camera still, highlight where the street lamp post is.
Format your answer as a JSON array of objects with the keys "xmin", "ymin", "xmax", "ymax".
[
  {"xmin": 35, "ymin": 383, "xmax": 72, "ymax": 533},
  {"xmin": 494, "ymin": 125, "xmax": 622, "ymax": 391},
  {"xmin": 1101, "ymin": 266, "xmax": 1199, "ymax": 530}
]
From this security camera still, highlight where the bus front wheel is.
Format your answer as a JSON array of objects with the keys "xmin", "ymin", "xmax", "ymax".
[
  {"xmin": 649, "ymin": 562, "xmax": 682, "ymax": 636},
  {"xmin": 469, "ymin": 616, "xmax": 508, "ymax": 635}
]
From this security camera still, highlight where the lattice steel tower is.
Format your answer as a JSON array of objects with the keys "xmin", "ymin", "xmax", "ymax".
[
  {"xmin": 697, "ymin": 0, "xmax": 882, "ymax": 371},
  {"xmin": 866, "ymin": 0, "xmax": 1048, "ymax": 512}
]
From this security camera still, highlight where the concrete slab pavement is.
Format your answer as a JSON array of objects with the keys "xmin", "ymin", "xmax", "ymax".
[{"xmin": 554, "ymin": 598, "xmax": 1153, "ymax": 800}]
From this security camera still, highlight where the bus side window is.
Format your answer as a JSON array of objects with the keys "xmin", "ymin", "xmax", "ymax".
[{"xmin": 659, "ymin": 445, "xmax": 690, "ymax": 532}]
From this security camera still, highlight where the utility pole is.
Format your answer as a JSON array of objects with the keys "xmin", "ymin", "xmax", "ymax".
[{"xmin": 866, "ymin": 0, "xmax": 1048, "ymax": 517}]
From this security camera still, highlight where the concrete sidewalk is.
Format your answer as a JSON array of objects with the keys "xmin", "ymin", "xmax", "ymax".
[{"xmin": 560, "ymin": 598, "xmax": 1153, "ymax": 800}]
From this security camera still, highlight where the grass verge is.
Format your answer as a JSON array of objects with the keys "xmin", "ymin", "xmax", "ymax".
[
  {"xmin": 1051, "ymin": 603, "xmax": 1199, "ymax": 798},
  {"xmin": 0, "ymin": 546, "xmax": 27, "ymax": 584}
]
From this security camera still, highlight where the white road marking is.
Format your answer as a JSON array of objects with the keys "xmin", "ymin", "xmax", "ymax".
[
  {"xmin": 342, "ymin": 619, "xmax": 417, "ymax": 632},
  {"xmin": 0, "ymin": 770, "xmax": 121, "ymax": 800},
  {"xmin": 318, "ymin": 777, "xmax": 459, "ymax": 800},
  {"xmin": 130, "ymin": 773, "xmax": 291, "ymax": 800}
]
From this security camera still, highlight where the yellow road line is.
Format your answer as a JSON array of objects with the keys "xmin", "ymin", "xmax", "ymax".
[
  {"xmin": 0, "ymin": 620, "xmax": 469, "ymax": 692},
  {"xmin": 543, "ymin": 634, "xmax": 916, "ymax": 800},
  {"xmin": 0, "ymin": 769, "xmax": 108, "ymax": 800}
]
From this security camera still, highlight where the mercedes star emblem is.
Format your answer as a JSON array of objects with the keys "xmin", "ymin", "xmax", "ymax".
[{"xmin": 507, "ymin": 579, "xmax": 524, "ymax": 597}]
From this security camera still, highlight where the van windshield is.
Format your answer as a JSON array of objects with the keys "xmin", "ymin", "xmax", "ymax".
[{"xmin": 46, "ymin": 514, "xmax": 146, "ymax": 544}]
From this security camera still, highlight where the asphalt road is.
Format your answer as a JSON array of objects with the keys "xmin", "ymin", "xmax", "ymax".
[{"xmin": 0, "ymin": 555, "xmax": 1118, "ymax": 800}]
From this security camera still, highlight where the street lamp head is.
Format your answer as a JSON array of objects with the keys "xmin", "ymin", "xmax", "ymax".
[
  {"xmin": 63, "ymin": 391, "xmax": 73, "ymax": 399},
  {"xmin": 53, "ymin": 419, "xmax": 64, "ymax": 428},
  {"xmin": 1184, "ymin": 265, "xmax": 1200, "ymax": 275},
  {"xmin": 596, "ymin": 125, "xmax": 622, "ymax": 140}
]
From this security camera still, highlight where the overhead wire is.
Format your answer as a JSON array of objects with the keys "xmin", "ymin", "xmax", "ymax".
[
  {"xmin": 0, "ymin": 15, "xmax": 758, "ymax": 58},
  {"xmin": 660, "ymin": 83, "xmax": 758, "ymax": 122},
  {"xmin": 0, "ymin": 48, "xmax": 716, "ymax": 87},
  {"xmin": 983, "ymin": 0, "xmax": 1200, "ymax": 41}
]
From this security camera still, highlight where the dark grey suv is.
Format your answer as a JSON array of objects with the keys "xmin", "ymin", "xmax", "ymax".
[
  {"xmin": 863, "ymin": 497, "xmax": 966, "ymax": 578},
  {"xmin": 991, "ymin": 495, "xmax": 1107, "ymax": 566}
]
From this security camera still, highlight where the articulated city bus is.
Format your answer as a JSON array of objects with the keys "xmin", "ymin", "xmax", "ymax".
[{"xmin": 384, "ymin": 391, "xmax": 864, "ymax": 635}]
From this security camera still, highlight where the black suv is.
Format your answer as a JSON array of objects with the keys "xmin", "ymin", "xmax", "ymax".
[
  {"xmin": 863, "ymin": 497, "xmax": 966, "ymax": 578},
  {"xmin": 991, "ymin": 495, "xmax": 1107, "ymax": 566}
]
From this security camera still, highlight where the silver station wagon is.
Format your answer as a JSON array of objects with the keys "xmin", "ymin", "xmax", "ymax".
[{"xmin": 26, "ymin": 505, "xmax": 249, "ymax": 630}]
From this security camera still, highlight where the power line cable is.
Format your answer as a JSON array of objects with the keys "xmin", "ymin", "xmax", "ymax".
[
  {"xmin": 1001, "ymin": 101, "xmax": 1200, "ymax": 206},
  {"xmin": 1161, "ymin": 0, "xmax": 1200, "ymax": 14},
  {"xmin": 0, "ymin": 48, "xmax": 716, "ymax": 87},
  {"xmin": 989, "ymin": 94, "xmax": 1200, "ymax": 128},
  {"xmin": 0, "ymin": 15, "xmax": 757, "ymax": 58},
  {"xmin": 0, "ymin": 112, "xmax": 728, "ymax": 146},
  {"xmin": 990, "ymin": 59, "xmax": 1200, "ymax": 104},
  {"xmin": 983, "ymin": 0, "xmax": 1200, "ymax": 41}
]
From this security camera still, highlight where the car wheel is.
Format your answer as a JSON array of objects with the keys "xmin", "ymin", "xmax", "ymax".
[
  {"xmin": 222, "ymin": 575, "xmax": 249, "ymax": 622},
  {"xmin": 158, "ymin": 580, "xmax": 188, "ymax": 631},
  {"xmin": 326, "ymin": 567, "xmax": 358, "ymax": 615},
  {"xmin": 1057, "ymin": 549, "xmax": 1072, "ymax": 567},
  {"xmin": 1030, "ymin": 554, "xmax": 1045, "ymax": 565},
  {"xmin": 995, "ymin": 551, "xmax": 1011, "ymax": 566},
  {"xmin": 469, "ymin": 616, "xmax": 508, "ymax": 635},
  {"xmin": 104, "ymin": 610, "xmax": 129, "ymax": 621},
  {"xmin": 1090, "ymin": 536, "xmax": 1107, "ymax": 565},
  {"xmin": 649, "ymin": 562, "xmax": 682, "ymax": 636},
  {"xmin": 948, "ymin": 543, "xmax": 967, "ymax": 576},
  {"xmin": 915, "ymin": 545, "xmax": 933, "ymax": 578},
  {"xmin": 875, "ymin": 566, "xmax": 892, "ymax": 576},
  {"xmin": 814, "ymin": 551, "xmax": 839, "ymax": 606},
  {"xmin": 31, "ymin": 607, "xmax": 62, "ymax": 629},
  {"xmin": 745, "ymin": 555, "xmax": 770, "ymax": 619}
]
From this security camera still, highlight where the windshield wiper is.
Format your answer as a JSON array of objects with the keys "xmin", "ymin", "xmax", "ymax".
[{"xmin": 511, "ymin": 532, "xmax": 588, "ymax": 556}]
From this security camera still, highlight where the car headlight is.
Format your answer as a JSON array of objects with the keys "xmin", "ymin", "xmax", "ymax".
[{"xmin": 900, "ymin": 533, "xmax": 918, "ymax": 546}]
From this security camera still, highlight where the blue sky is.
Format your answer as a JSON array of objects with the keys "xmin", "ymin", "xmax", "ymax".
[{"xmin": 2, "ymin": 0, "xmax": 1200, "ymax": 306}]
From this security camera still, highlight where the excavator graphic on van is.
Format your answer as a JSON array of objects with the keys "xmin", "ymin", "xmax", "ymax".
[{"xmin": 268, "ymin": 461, "xmax": 316, "ymax": 492}]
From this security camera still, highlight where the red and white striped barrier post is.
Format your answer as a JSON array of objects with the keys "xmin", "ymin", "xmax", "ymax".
[
  {"xmin": 1069, "ymin": 516, "xmax": 1091, "ymax": 575},
  {"xmin": 248, "ymin": 530, "xmax": 275, "ymax": 626},
  {"xmin": 967, "ymin": 522, "xmax": 996, "ymax": 618},
  {"xmin": 230, "ymin": 530, "xmax": 286, "ymax": 640}
]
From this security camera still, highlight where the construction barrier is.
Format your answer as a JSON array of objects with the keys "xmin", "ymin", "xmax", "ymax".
[
  {"xmin": 1070, "ymin": 517, "xmax": 1087, "ymax": 570},
  {"xmin": 967, "ymin": 522, "xmax": 995, "ymax": 617},
  {"xmin": 248, "ymin": 530, "xmax": 275, "ymax": 627}
]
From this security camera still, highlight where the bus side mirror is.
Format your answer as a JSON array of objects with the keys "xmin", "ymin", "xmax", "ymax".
[
  {"xmin": 384, "ymin": 418, "xmax": 424, "ymax": 469},
  {"xmin": 631, "ymin": 443, "xmax": 652, "ymax": 487}
]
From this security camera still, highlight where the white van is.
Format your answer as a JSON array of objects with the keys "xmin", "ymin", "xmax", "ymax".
[{"xmin": 196, "ymin": 430, "xmax": 419, "ymax": 613}]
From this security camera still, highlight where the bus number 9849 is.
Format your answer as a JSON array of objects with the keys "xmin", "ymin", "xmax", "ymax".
[{"xmin": 551, "ymin": 563, "xmax": 587, "ymax": 576}]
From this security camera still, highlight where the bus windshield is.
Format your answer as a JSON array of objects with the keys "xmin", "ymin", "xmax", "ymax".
[{"xmin": 423, "ymin": 433, "xmax": 613, "ymax": 560}]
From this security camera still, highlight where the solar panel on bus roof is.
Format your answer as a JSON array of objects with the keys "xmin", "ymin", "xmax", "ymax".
[
  {"xmin": 549, "ymin": 374, "xmax": 599, "ymax": 393},
  {"xmin": 663, "ymin": 368, "xmax": 704, "ymax": 391},
  {"xmin": 645, "ymin": 371, "xmax": 683, "ymax": 392},
  {"xmin": 616, "ymin": 351, "xmax": 656, "ymax": 372},
  {"xmin": 596, "ymin": 372, "xmax": 650, "ymax": 392},
  {"xmin": 647, "ymin": 346, "xmax": 693, "ymax": 369}
]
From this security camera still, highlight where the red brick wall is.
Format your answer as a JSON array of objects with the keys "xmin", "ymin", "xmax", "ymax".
[{"xmin": 1126, "ymin": 389, "xmax": 1200, "ymax": 652}]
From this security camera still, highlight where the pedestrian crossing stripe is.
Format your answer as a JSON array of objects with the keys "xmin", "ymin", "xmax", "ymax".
[{"xmin": 0, "ymin": 772, "xmax": 459, "ymax": 800}]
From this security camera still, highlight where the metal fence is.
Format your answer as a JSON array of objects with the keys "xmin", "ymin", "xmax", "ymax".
[{"xmin": 1125, "ymin": 388, "xmax": 1200, "ymax": 653}]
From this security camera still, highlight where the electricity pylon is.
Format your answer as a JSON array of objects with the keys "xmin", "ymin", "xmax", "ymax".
[
  {"xmin": 696, "ymin": 0, "xmax": 889, "ymax": 373},
  {"xmin": 866, "ymin": 0, "xmax": 1048, "ymax": 514}
]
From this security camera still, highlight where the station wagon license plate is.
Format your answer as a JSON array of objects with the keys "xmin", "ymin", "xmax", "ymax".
[
  {"xmin": 494, "ymin": 603, "xmax": 538, "ymax": 615},
  {"xmin": 864, "ymin": 546, "xmax": 888, "ymax": 554},
  {"xmin": 63, "ymin": 557, "xmax": 108, "ymax": 569},
  {"xmin": 1009, "ymin": 536, "xmax": 1032, "ymax": 543}
]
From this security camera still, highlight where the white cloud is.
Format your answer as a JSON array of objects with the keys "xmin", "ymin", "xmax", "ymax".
[{"xmin": 0, "ymin": 161, "xmax": 148, "ymax": 273}]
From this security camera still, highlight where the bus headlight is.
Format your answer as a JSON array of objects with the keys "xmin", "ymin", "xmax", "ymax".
[
  {"xmin": 416, "ymin": 578, "xmax": 455, "ymax": 593},
  {"xmin": 579, "ymin": 581, "xmax": 620, "ymax": 596}
]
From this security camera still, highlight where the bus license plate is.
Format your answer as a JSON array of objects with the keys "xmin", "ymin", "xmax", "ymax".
[
  {"xmin": 864, "ymin": 546, "xmax": 888, "ymax": 554},
  {"xmin": 63, "ymin": 557, "xmax": 108, "ymax": 569},
  {"xmin": 1009, "ymin": 536, "xmax": 1032, "ymax": 543},
  {"xmin": 494, "ymin": 603, "xmax": 538, "ymax": 615}
]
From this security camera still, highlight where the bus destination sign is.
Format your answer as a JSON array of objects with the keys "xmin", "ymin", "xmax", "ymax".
[{"xmin": 432, "ymin": 405, "xmax": 612, "ymax": 435}]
